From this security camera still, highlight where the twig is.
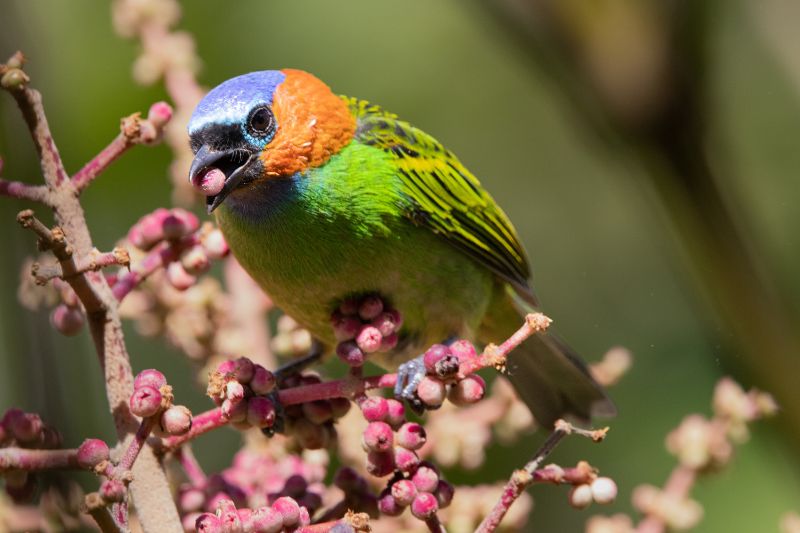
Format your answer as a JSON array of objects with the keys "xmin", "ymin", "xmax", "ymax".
[
  {"xmin": 0, "ymin": 447, "xmax": 80, "ymax": 471},
  {"xmin": 0, "ymin": 178, "xmax": 50, "ymax": 203},
  {"xmin": 476, "ymin": 419, "xmax": 602, "ymax": 533},
  {"xmin": 112, "ymin": 235, "xmax": 198, "ymax": 301},
  {"xmin": 158, "ymin": 407, "xmax": 228, "ymax": 453},
  {"xmin": 174, "ymin": 445, "xmax": 207, "ymax": 487},
  {"xmin": 83, "ymin": 493, "xmax": 126, "ymax": 533}
]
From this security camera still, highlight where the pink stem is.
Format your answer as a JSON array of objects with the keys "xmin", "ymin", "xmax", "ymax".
[
  {"xmin": 112, "ymin": 235, "xmax": 196, "ymax": 301},
  {"xmin": 459, "ymin": 313, "xmax": 551, "ymax": 376},
  {"xmin": 476, "ymin": 421, "xmax": 570, "ymax": 533},
  {"xmin": 175, "ymin": 446, "xmax": 207, "ymax": 488},
  {"xmin": 72, "ymin": 132, "xmax": 133, "ymax": 191},
  {"xmin": 117, "ymin": 416, "xmax": 157, "ymax": 472},
  {"xmin": 0, "ymin": 178, "xmax": 49, "ymax": 202},
  {"xmin": 160, "ymin": 408, "xmax": 228, "ymax": 452},
  {"xmin": 636, "ymin": 466, "xmax": 697, "ymax": 533},
  {"xmin": 0, "ymin": 447, "xmax": 80, "ymax": 471}
]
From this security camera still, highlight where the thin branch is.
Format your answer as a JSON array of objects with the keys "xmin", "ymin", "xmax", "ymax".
[
  {"xmin": 83, "ymin": 493, "xmax": 126, "ymax": 533},
  {"xmin": 0, "ymin": 178, "xmax": 50, "ymax": 203},
  {"xmin": 476, "ymin": 420, "xmax": 600, "ymax": 533},
  {"xmin": 0, "ymin": 447, "xmax": 80, "ymax": 471},
  {"xmin": 174, "ymin": 445, "xmax": 207, "ymax": 488},
  {"xmin": 112, "ymin": 235, "xmax": 197, "ymax": 301}
]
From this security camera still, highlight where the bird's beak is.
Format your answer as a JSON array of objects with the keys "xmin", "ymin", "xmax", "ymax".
[{"xmin": 189, "ymin": 145, "xmax": 259, "ymax": 214}]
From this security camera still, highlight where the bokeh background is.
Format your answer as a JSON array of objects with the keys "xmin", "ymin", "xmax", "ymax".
[{"xmin": 1, "ymin": 1, "xmax": 799, "ymax": 531}]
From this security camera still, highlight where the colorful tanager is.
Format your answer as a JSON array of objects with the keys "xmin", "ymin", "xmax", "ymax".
[{"xmin": 188, "ymin": 69, "xmax": 614, "ymax": 426}]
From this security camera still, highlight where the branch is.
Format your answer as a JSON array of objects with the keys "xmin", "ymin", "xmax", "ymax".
[
  {"xmin": 0, "ymin": 178, "xmax": 49, "ymax": 203},
  {"xmin": 0, "ymin": 447, "xmax": 80, "ymax": 471},
  {"xmin": 72, "ymin": 103, "xmax": 172, "ymax": 192},
  {"xmin": 476, "ymin": 420, "xmax": 607, "ymax": 533}
]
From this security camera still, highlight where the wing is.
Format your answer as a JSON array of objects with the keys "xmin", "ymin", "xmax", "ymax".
[{"xmin": 343, "ymin": 96, "xmax": 538, "ymax": 305}]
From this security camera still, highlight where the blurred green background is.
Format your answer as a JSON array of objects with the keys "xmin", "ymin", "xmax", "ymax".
[{"xmin": 1, "ymin": 1, "xmax": 799, "ymax": 531}]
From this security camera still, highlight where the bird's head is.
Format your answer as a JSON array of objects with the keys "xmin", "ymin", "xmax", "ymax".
[{"xmin": 188, "ymin": 69, "xmax": 356, "ymax": 213}]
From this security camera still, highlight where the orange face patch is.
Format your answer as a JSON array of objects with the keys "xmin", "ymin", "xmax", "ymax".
[{"xmin": 259, "ymin": 69, "xmax": 356, "ymax": 177}]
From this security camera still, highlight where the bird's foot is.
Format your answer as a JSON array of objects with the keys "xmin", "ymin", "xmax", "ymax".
[
  {"xmin": 261, "ymin": 391, "xmax": 286, "ymax": 437},
  {"xmin": 394, "ymin": 355, "xmax": 427, "ymax": 413},
  {"xmin": 274, "ymin": 342, "xmax": 323, "ymax": 381}
]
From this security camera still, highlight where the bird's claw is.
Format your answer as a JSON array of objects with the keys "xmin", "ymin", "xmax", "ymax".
[{"xmin": 394, "ymin": 355, "xmax": 427, "ymax": 412}]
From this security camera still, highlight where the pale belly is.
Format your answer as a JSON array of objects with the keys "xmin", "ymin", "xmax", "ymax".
[{"xmin": 216, "ymin": 189, "xmax": 496, "ymax": 368}]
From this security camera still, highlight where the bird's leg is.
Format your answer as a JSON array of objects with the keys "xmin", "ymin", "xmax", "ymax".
[
  {"xmin": 274, "ymin": 341, "xmax": 323, "ymax": 380},
  {"xmin": 394, "ymin": 336, "xmax": 457, "ymax": 412},
  {"xmin": 262, "ymin": 342, "xmax": 323, "ymax": 438}
]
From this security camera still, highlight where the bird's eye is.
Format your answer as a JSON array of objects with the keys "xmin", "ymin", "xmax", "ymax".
[{"xmin": 247, "ymin": 106, "xmax": 274, "ymax": 136}]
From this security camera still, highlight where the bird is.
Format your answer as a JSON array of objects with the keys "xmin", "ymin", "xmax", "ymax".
[{"xmin": 187, "ymin": 69, "xmax": 615, "ymax": 427}]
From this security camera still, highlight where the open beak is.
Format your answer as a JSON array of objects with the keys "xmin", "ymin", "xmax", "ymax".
[{"xmin": 189, "ymin": 145, "xmax": 258, "ymax": 214}]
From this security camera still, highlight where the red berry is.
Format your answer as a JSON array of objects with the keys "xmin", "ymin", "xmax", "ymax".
[
  {"xmin": 423, "ymin": 344, "xmax": 451, "ymax": 373},
  {"xmin": 396, "ymin": 422, "xmax": 427, "ymax": 450},
  {"xmin": 272, "ymin": 496, "xmax": 300, "ymax": 527},
  {"xmin": 391, "ymin": 479, "xmax": 417, "ymax": 507},
  {"xmin": 50, "ymin": 304, "xmax": 85, "ymax": 336},
  {"xmin": 448, "ymin": 374, "xmax": 486, "ymax": 405},
  {"xmin": 362, "ymin": 421, "xmax": 393, "ymax": 452},
  {"xmin": 134, "ymin": 369, "xmax": 166, "ymax": 391},
  {"xmin": 366, "ymin": 451, "xmax": 395, "ymax": 477},
  {"xmin": 378, "ymin": 489, "xmax": 403, "ymax": 516},
  {"xmin": 130, "ymin": 386, "xmax": 162, "ymax": 417},
  {"xmin": 412, "ymin": 464, "xmax": 439, "ymax": 493},
  {"xmin": 336, "ymin": 341, "xmax": 365, "ymax": 367},
  {"xmin": 360, "ymin": 396, "xmax": 389, "ymax": 422},
  {"xmin": 358, "ymin": 295, "xmax": 384, "ymax": 320},
  {"xmin": 411, "ymin": 492, "xmax": 439, "ymax": 519},
  {"xmin": 416, "ymin": 377, "xmax": 446, "ymax": 408},
  {"xmin": 385, "ymin": 399, "xmax": 406, "ymax": 429},
  {"xmin": 76, "ymin": 438, "xmax": 110, "ymax": 469},
  {"xmin": 356, "ymin": 325, "xmax": 382, "ymax": 354}
]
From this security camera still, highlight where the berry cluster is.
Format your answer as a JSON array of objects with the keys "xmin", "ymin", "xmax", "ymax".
[
  {"xmin": 332, "ymin": 294, "xmax": 402, "ymax": 367},
  {"xmin": 280, "ymin": 372, "xmax": 351, "ymax": 449},
  {"xmin": 126, "ymin": 207, "xmax": 229, "ymax": 291},
  {"xmin": 0, "ymin": 408, "xmax": 62, "ymax": 501},
  {"xmin": 131, "ymin": 369, "xmax": 193, "ymax": 436},
  {"xmin": 378, "ymin": 463, "xmax": 454, "ymax": 520},
  {"xmin": 355, "ymin": 395, "xmax": 454, "ymax": 523},
  {"xmin": 207, "ymin": 358, "xmax": 278, "ymax": 431},
  {"xmin": 195, "ymin": 497, "xmax": 311, "ymax": 533},
  {"xmin": 413, "ymin": 341, "xmax": 487, "ymax": 409}
]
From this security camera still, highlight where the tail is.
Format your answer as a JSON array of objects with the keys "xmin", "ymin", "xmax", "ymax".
[{"xmin": 480, "ymin": 289, "xmax": 616, "ymax": 428}]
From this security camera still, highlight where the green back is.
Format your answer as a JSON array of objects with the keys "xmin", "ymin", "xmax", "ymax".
[{"xmin": 345, "ymin": 96, "xmax": 538, "ymax": 305}]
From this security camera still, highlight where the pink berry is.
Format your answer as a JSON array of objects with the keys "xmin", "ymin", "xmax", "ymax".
[
  {"xmin": 371, "ymin": 312, "xmax": 398, "ymax": 336},
  {"xmin": 385, "ymin": 399, "xmax": 406, "ymax": 429},
  {"xmin": 391, "ymin": 479, "xmax": 417, "ymax": 507},
  {"xmin": 77, "ymin": 438, "xmax": 110, "ymax": 469},
  {"xmin": 216, "ymin": 359, "xmax": 236, "ymax": 375},
  {"xmin": 387, "ymin": 308, "xmax": 403, "ymax": 330},
  {"xmin": 178, "ymin": 487, "xmax": 205, "ymax": 512},
  {"xmin": 247, "ymin": 397, "xmax": 276, "ymax": 428},
  {"xmin": 134, "ymin": 369, "xmax": 167, "ymax": 391},
  {"xmin": 221, "ymin": 398, "xmax": 247, "ymax": 423},
  {"xmin": 396, "ymin": 422, "xmax": 426, "ymax": 450},
  {"xmin": 412, "ymin": 464, "xmax": 439, "ymax": 493},
  {"xmin": 232, "ymin": 357, "xmax": 255, "ymax": 383},
  {"xmin": 160, "ymin": 405, "xmax": 192, "ymax": 435},
  {"xmin": 411, "ymin": 492, "xmax": 439, "ymax": 519},
  {"xmin": 226, "ymin": 381, "xmax": 245, "ymax": 403},
  {"xmin": 378, "ymin": 489, "xmax": 403, "ymax": 516},
  {"xmin": 334, "ymin": 467, "xmax": 365, "ymax": 492},
  {"xmin": 448, "ymin": 375, "xmax": 486, "ymax": 405},
  {"xmin": 202, "ymin": 229, "xmax": 229, "ymax": 259},
  {"xmin": 362, "ymin": 421, "xmax": 394, "ymax": 452},
  {"xmin": 293, "ymin": 418, "xmax": 330, "ymax": 450},
  {"xmin": 272, "ymin": 496, "xmax": 301, "ymax": 527},
  {"xmin": 4, "ymin": 410, "xmax": 42, "ymax": 443},
  {"xmin": 360, "ymin": 396, "xmax": 389, "ymax": 422},
  {"xmin": 193, "ymin": 167, "xmax": 226, "ymax": 197},
  {"xmin": 281, "ymin": 474, "xmax": 308, "ymax": 498},
  {"xmin": 449, "ymin": 339, "xmax": 477, "ymax": 362},
  {"xmin": 302, "ymin": 400, "xmax": 333, "ymax": 425},
  {"xmin": 568, "ymin": 484, "xmax": 593, "ymax": 509},
  {"xmin": 249, "ymin": 506, "xmax": 283, "ymax": 533},
  {"xmin": 195, "ymin": 513, "xmax": 223, "ymax": 533},
  {"xmin": 180, "ymin": 245, "xmax": 210, "ymax": 275},
  {"xmin": 380, "ymin": 333, "xmax": 399, "ymax": 351},
  {"xmin": 166, "ymin": 262, "xmax": 196, "ymax": 290},
  {"xmin": 236, "ymin": 509, "xmax": 253, "ymax": 527},
  {"xmin": 336, "ymin": 341, "xmax": 365, "ymax": 367},
  {"xmin": 147, "ymin": 101, "xmax": 173, "ymax": 127},
  {"xmin": 163, "ymin": 208, "xmax": 199, "ymax": 239},
  {"xmin": 423, "ymin": 344, "xmax": 451, "ymax": 373},
  {"xmin": 329, "ymin": 397, "xmax": 352, "ymax": 419},
  {"xmin": 50, "ymin": 304, "xmax": 85, "ymax": 336},
  {"xmin": 250, "ymin": 365, "xmax": 276, "ymax": 395},
  {"xmin": 358, "ymin": 295, "xmax": 384, "ymax": 320},
  {"xmin": 434, "ymin": 480, "xmax": 455, "ymax": 508},
  {"xmin": 100, "ymin": 479, "xmax": 126, "ymax": 503},
  {"xmin": 416, "ymin": 377, "xmax": 446, "ymax": 408},
  {"xmin": 355, "ymin": 325, "xmax": 382, "ymax": 354},
  {"xmin": 331, "ymin": 314, "xmax": 361, "ymax": 341},
  {"xmin": 366, "ymin": 451, "xmax": 395, "ymax": 477},
  {"xmin": 394, "ymin": 446, "xmax": 421, "ymax": 473},
  {"xmin": 338, "ymin": 298, "xmax": 359, "ymax": 316},
  {"xmin": 129, "ymin": 386, "xmax": 162, "ymax": 417}
]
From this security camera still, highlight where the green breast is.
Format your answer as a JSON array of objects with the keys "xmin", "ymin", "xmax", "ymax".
[{"xmin": 215, "ymin": 142, "xmax": 495, "ymax": 364}]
